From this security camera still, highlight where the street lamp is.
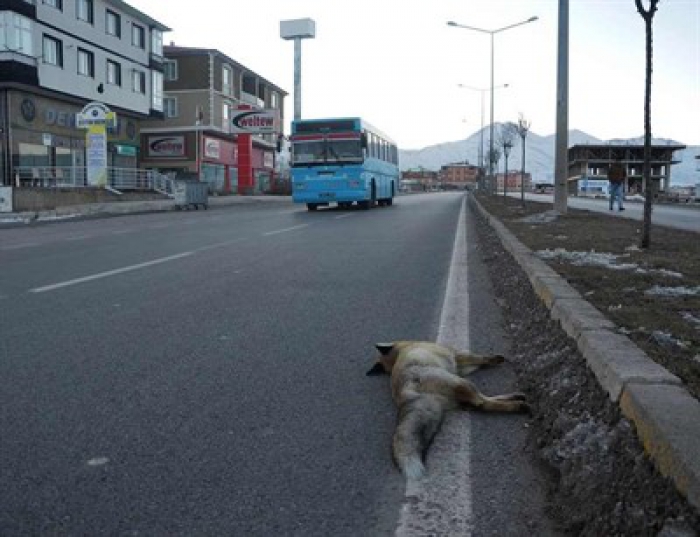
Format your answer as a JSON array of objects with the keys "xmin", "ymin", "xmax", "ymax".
[
  {"xmin": 458, "ymin": 83, "xmax": 508, "ymax": 187},
  {"xmin": 448, "ymin": 16, "xmax": 538, "ymax": 189}
]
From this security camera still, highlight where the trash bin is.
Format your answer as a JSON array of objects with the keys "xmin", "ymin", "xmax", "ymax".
[{"xmin": 174, "ymin": 181, "xmax": 209, "ymax": 210}]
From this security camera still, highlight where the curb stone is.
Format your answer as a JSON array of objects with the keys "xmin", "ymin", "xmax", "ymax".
[{"xmin": 469, "ymin": 194, "xmax": 700, "ymax": 513}]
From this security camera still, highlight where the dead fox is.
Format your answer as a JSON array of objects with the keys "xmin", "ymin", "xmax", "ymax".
[{"xmin": 367, "ymin": 340, "xmax": 529, "ymax": 479}]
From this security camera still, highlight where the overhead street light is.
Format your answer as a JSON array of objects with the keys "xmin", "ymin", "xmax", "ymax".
[
  {"xmin": 448, "ymin": 16, "xmax": 538, "ymax": 188},
  {"xmin": 458, "ymin": 83, "xmax": 508, "ymax": 183}
]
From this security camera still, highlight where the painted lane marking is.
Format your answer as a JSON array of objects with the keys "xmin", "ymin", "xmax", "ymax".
[
  {"xmin": 395, "ymin": 195, "xmax": 474, "ymax": 536},
  {"xmin": 263, "ymin": 224, "xmax": 310, "ymax": 236},
  {"xmin": 29, "ymin": 252, "xmax": 195, "ymax": 294},
  {"xmin": 1, "ymin": 242, "xmax": 41, "ymax": 251},
  {"xmin": 64, "ymin": 234, "xmax": 92, "ymax": 241},
  {"xmin": 334, "ymin": 214, "xmax": 354, "ymax": 220}
]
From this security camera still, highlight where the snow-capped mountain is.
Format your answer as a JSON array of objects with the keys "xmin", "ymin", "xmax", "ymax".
[{"xmin": 399, "ymin": 126, "xmax": 699, "ymax": 186}]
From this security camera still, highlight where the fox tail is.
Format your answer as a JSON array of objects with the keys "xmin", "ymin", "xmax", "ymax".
[{"xmin": 392, "ymin": 395, "xmax": 446, "ymax": 480}]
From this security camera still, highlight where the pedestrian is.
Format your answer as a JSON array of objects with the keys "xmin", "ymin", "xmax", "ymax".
[{"xmin": 608, "ymin": 159, "xmax": 626, "ymax": 211}]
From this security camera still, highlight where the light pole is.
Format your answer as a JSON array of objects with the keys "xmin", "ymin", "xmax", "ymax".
[
  {"xmin": 280, "ymin": 18, "xmax": 316, "ymax": 121},
  {"xmin": 448, "ymin": 17, "xmax": 538, "ymax": 189},
  {"xmin": 458, "ymin": 83, "xmax": 508, "ymax": 188}
]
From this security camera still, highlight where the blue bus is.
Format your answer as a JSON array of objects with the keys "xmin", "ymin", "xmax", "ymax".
[{"xmin": 290, "ymin": 117, "xmax": 399, "ymax": 211}]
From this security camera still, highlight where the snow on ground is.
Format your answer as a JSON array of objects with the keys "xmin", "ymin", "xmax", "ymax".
[{"xmin": 535, "ymin": 247, "xmax": 685, "ymax": 279}]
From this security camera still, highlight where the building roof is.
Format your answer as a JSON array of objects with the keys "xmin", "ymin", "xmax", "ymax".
[
  {"xmin": 164, "ymin": 45, "xmax": 287, "ymax": 96},
  {"xmin": 108, "ymin": 0, "xmax": 171, "ymax": 32}
]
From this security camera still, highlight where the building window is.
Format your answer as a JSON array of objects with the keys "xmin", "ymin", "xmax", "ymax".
[
  {"xmin": 163, "ymin": 59, "xmax": 178, "ymax": 81},
  {"xmin": 131, "ymin": 69, "xmax": 146, "ymax": 93},
  {"xmin": 0, "ymin": 13, "xmax": 33, "ymax": 56},
  {"xmin": 106, "ymin": 60, "xmax": 121, "ymax": 86},
  {"xmin": 77, "ymin": 48, "xmax": 94, "ymax": 77},
  {"xmin": 222, "ymin": 65, "xmax": 233, "ymax": 95},
  {"xmin": 223, "ymin": 102, "xmax": 230, "ymax": 127},
  {"xmin": 76, "ymin": 0, "xmax": 94, "ymax": 24},
  {"xmin": 271, "ymin": 91, "xmax": 279, "ymax": 109},
  {"xmin": 131, "ymin": 24, "xmax": 145, "ymax": 49},
  {"xmin": 42, "ymin": 34, "xmax": 62, "ymax": 67},
  {"xmin": 151, "ymin": 28, "xmax": 163, "ymax": 57},
  {"xmin": 44, "ymin": 0, "xmax": 63, "ymax": 10},
  {"xmin": 105, "ymin": 10, "xmax": 121, "ymax": 37},
  {"xmin": 151, "ymin": 70, "xmax": 163, "ymax": 110},
  {"xmin": 163, "ymin": 97, "xmax": 178, "ymax": 118}
]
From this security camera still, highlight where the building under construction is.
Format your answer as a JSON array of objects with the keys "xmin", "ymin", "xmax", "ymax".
[{"xmin": 567, "ymin": 143, "xmax": 686, "ymax": 196}]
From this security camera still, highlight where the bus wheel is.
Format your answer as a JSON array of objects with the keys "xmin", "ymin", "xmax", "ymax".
[
  {"xmin": 386, "ymin": 198, "xmax": 393, "ymax": 206},
  {"xmin": 358, "ymin": 200, "xmax": 371, "ymax": 210},
  {"xmin": 307, "ymin": 203, "xmax": 318, "ymax": 211}
]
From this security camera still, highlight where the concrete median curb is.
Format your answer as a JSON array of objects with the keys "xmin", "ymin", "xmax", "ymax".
[{"xmin": 470, "ymin": 194, "xmax": 700, "ymax": 512}]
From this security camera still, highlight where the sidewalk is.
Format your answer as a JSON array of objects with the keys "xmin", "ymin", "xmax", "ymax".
[
  {"xmin": 471, "ymin": 194, "xmax": 700, "ymax": 513},
  {"xmin": 0, "ymin": 194, "xmax": 292, "ymax": 226}
]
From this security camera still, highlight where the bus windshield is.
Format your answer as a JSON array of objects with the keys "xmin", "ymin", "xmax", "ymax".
[{"xmin": 292, "ymin": 137, "xmax": 363, "ymax": 166}]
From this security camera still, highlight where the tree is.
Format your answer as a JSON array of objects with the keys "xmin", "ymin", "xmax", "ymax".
[
  {"xmin": 515, "ymin": 114, "xmax": 532, "ymax": 205},
  {"xmin": 636, "ymin": 0, "xmax": 659, "ymax": 248},
  {"xmin": 497, "ymin": 124, "xmax": 516, "ymax": 199}
]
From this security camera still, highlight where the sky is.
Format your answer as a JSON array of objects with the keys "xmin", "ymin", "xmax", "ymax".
[{"xmin": 128, "ymin": 0, "xmax": 700, "ymax": 150}]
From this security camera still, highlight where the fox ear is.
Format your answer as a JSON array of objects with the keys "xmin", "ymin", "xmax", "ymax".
[
  {"xmin": 375, "ymin": 342, "xmax": 395, "ymax": 356},
  {"xmin": 366, "ymin": 362, "xmax": 388, "ymax": 376}
]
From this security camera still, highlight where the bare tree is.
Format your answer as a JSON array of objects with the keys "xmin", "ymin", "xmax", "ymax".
[
  {"xmin": 487, "ymin": 145, "xmax": 501, "ymax": 195},
  {"xmin": 636, "ymin": 0, "xmax": 659, "ymax": 248},
  {"xmin": 515, "ymin": 114, "xmax": 532, "ymax": 204},
  {"xmin": 497, "ymin": 124, "xmax": 516, "ymax": 198}
]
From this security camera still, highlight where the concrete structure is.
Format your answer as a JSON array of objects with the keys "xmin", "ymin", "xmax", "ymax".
[
  {"xmin": 0, "ymin": 0, "xmax": 169, "ymax": 185},
  {"xmin": 567, "ymin": 143, "xmax": 686, "ymax": 196},
  {"xmin": 139, "ymin": 45, "xmax": 287, "ymax": 195},
  {"xmin": 439, "ymin": 162, "xmax": 481, "ymax": 189},
  {"xmin": 495, "ymin": 170, "xmax": 532, "ymax": 192}
]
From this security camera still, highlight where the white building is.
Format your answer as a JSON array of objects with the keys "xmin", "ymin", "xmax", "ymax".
[{"xmin": 0, "ymin": 0, "xmax": 170, "ymax": 184}]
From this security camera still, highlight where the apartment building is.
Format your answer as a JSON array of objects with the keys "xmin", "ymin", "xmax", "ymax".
[
  {"xmin": 139, "ymin": 45, "xmax": 287, "ymax": 195},
  {"xmin": 0, "ymin": 0, "xmax": 169, "ymax": 185}
]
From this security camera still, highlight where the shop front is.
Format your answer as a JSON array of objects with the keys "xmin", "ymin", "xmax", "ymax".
[{"xmin": 2, "ymin": 90, "xmax": 140, "ymax": 186}]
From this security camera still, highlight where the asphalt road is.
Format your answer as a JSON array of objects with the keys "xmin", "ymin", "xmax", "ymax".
[
  {"xmin": 515, "ymin": 192, "xmax": 700, "ymax": 232},
  {"xmin": 0, "ymin": 193, "xmax": 554, "ymax": 535}
]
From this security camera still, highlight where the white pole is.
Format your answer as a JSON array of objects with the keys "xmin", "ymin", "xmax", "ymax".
[{"xmin": 294, "ymin": 38, "xmax": 302, "ymax": 120}]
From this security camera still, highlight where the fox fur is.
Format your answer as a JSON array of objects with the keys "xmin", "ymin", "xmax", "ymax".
[{"xmin": 367, "ymin": 340, "xmax": 529, "ymax": 480}]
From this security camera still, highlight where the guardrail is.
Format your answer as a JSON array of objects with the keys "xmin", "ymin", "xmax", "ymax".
[{"xmin": 13, "ymin": 167, "xmax": 175, "ymax": 196}]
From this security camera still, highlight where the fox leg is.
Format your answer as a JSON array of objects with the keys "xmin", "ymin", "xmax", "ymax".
[
  {"xmin": 454, "ymin": 352, "xmax": 505, "ymax": 377},
  {"xmin": 453, "ymin": 377, "xmax": 529, "ymax": 413}
]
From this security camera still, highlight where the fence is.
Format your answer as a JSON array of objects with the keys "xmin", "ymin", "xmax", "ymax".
[{"xmin": 13, "ymin": 167, "xmax": 174, "ymax": 195}]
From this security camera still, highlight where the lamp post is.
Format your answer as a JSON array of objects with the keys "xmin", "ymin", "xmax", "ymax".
[
  {"xmin": 448, "ymin": 17, "xmax": 538, "ymax": 189},
  {"xmin": 457, "ymin": 83, "xmax": 508, "ymax": 188},
  {"xmin": 502, "ymin": 138, "xmax": 513, "ymax": 199}
]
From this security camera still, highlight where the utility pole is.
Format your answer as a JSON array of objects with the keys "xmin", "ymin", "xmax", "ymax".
[
  {"xmin": 280, "ymin": 19, "xmax": 316, "ymax": 121},
  {"xmin": 554, "ymin": 0, "xmax": 569, "ymax": 213}
]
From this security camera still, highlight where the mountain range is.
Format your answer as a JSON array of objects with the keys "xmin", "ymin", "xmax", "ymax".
[{"xmin": 398, "ymin": 127, "xmax": 699, "ymax": 186}]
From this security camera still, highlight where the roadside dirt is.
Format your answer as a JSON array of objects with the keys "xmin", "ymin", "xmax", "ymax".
[{"xmin": 471, "ymin": 192, "xmax": 700, "ymax": 535}]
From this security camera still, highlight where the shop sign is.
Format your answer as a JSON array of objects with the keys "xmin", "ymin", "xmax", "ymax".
[
  {"xmin": 204, "ymin": 138, "xmax": 221, "ymax": 159},
  {"xmin": 148, "ymin": 136, "xmax": 185, "ymax": 157},
  {"xmin": 230, "ymin": 109, "xmax": 280, "ymax": 134},
  {"xmin": 263, "ymin": 151, "xmax": 274, "ymax": 169},
  {"xmin": 116, "ymin": 145, "xmax": 137, "ymax": 156},
  {"xmin": 77, "ymin": 102, "xmax": 116, "ymax": 187}
]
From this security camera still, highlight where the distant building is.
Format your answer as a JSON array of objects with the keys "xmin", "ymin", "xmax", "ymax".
[
  {"xmin": 495, "ymin": 170, "xmax": 532, "ymax": 192},
  {"xmin": 567, "ymin": 143, "xmax": 686, "ymax": 196},
  {"xmin": 0, "ymin": 0, "xmax": 169, "ymax": 185},
  {"xmin": 401, "ymin": 168, "xmax": 438, "ymax": 191},
  {"xmin": 439, "ymin": 163, "xmax": 481, "ymax": 189},
  {"xmin": 139, "ymin": 45, "xmax": 287, "ymax": 195}
]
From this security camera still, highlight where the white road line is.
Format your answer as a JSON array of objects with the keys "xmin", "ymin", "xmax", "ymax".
[
  {"xmin": 263, "ymin": 224, "xmax": 310, "ymax": 236},
  {"xmin": 29, "ymin": 251, "xmax": 195, "ymax": 294},
  {"xmin": 1, "ymin": 242, "xmax": 41, "ymax": 251},
  {"xmin": 334, "ymin": 214, "xmax": 354, "ymax": 220},
  {"xmin": 395, "ymin": 196, "xmax": 474, "ymax": 536},
  {"xmin": 64, "ymin": 234, "xmax": 92, "ymax": 241}
]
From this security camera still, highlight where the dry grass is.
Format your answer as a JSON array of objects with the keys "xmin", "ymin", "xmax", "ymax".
[{"xmin": 474, "ymin": 192, "xmax": 700, "ymax": 400}]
